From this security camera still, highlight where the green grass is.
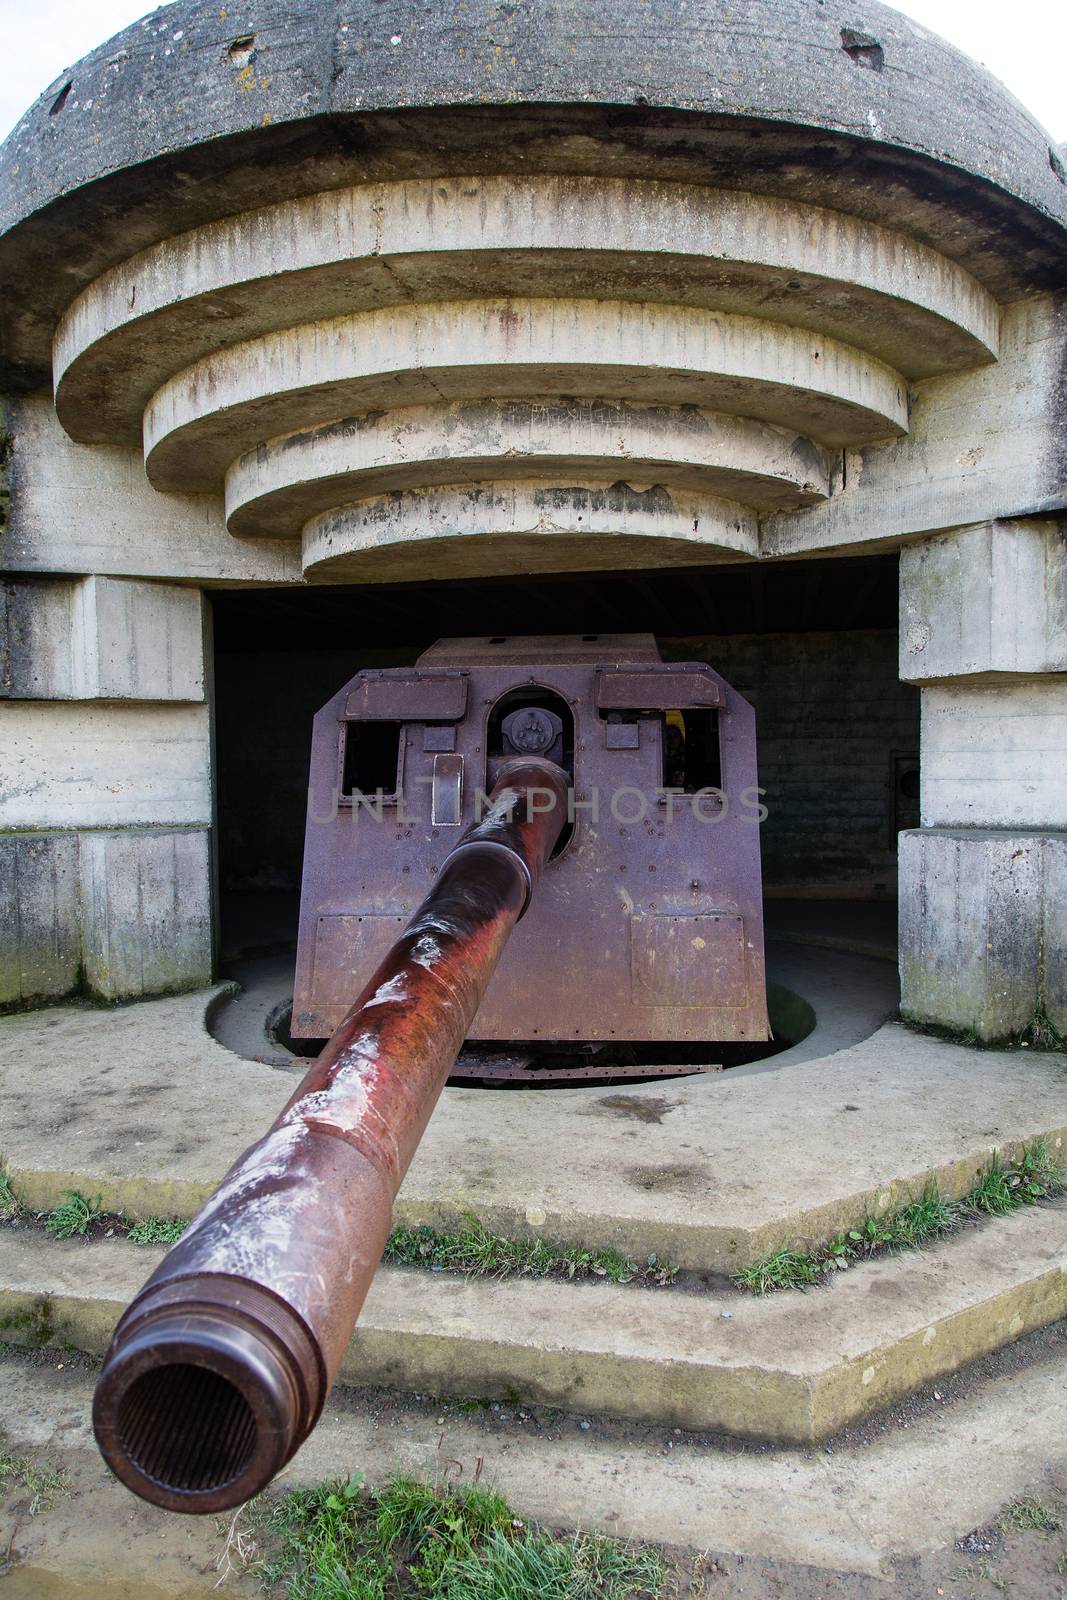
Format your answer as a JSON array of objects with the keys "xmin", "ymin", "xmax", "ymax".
[
  {"xmin": 13, "ymin": 1141, "xmax": 1064, "ymax": 1312},
  {"xmin": 735, "ymin": 1140, "xmax": 1066, "ymax": 1295},
  {"xmin": 0, "ymin": 1448, "xmax": 68, "ymax": 1516},
  {"xmin": 13, "ymin": 1190, "xmax": 670, "ymax": 1289},
  {"xmin": 385, "ymin": 1215, "xmax": 676, "ymax": 1287},
  {"xmin": 126, "ymin": 1216, "xmax": 188, "ymax": 1245},
  {"xmin": 261, "ymin": 1473, "xmax": 668, "ymax": 1599},
  {"xmin": 41, "ymin": 1190, "xmax": 100, "ymax": 1239},
  {"xmin": 732, "ymin": 1248, "xmax": 823, "ymax": 1295},
  {"xmin": 964, "ymin": 1143, "xmax": 1060, "ymax": 1217},
  {"xmin": 997, "ymin": 1495, "xmax": 1063, "ymax": 1535}
]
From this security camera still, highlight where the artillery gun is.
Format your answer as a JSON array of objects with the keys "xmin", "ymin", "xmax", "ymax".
[{"xmin": 93, "ymin": 636, "xmax": 765, "ymax": 1511}]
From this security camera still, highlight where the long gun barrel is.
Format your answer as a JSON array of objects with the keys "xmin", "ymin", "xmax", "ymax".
[{"xmin": 92, "ymin": 757, "xmax": 568, "ymax": 1513}]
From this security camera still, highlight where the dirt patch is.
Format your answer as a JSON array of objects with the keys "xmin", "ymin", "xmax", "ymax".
[
  {"xmin": 593, "ymin": 1094, "xmax": 675, "ymax": 1124},
  {"xmin": 627, "ymin": 1163, "xmax": 707, "ymax": 1193}
]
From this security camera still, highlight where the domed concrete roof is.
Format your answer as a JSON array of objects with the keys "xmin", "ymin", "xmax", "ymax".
[{"xmin": 2, "ymin": 0, "xmax": 1065, "ymax": 389}]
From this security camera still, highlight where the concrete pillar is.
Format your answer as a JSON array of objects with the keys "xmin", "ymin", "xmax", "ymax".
[
  {"xmin": 898, "ymin": 520, "xmax": 1067, "ymax": 1041},
  {"xmin": 0, "ymin": 575, "xmax": 213, "ymax": 1006}
]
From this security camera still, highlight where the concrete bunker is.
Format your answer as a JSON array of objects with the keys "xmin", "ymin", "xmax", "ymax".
[{"xmin": 1, "ymin": 0, "xmax": 1065, "ymax": 1519}]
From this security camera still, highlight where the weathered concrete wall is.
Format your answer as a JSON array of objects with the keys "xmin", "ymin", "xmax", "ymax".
[
  {"xmin": 1, "ymin": 396, "xmax": 299, "ymax": 584},
  {"xmin": 0, "ymin": 828, "xmax": 212, "ymax": 1008},
  {"xmin": 78, "ymin": 829, "xmax": 212, "ymax": 1001},
  {"xmin": 900, "ymin": 520, "xmax": 1067, "ymax": 683},
  {"xmin": 765, "ymin": 297, "xmax": 1067, "ymax": 560},
  {"xmin": 0, "ymin": 701, "xmax": 209, "ymax": 829},
  {"xmin": 920, "ymin": 680, "xmax": 1067, "ymax": 831},
  {"xmin": 0, "ymin": 573, "xmax": 215, "ymax": 1006},
  {"xmin": 1, "ymin": 574, "xmax": 206, "ymax": 700},
  {"xmin": 900, "ymin": 830, "xmax": 1066, "ymax": 1041},
  {"xmin": 899, "ymin": 517, "xmax": 1067, "ymax": 1041}
]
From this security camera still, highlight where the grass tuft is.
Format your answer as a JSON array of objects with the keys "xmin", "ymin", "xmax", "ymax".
[
  {"xmin": 263, "ymin": 1472, "xmax": 667, "ymax": 1599},
  {"xmin": 735, "ymin": 1142, "xmax": 1066, "ymax": 1295},
  {"xmin": 1018, "ymin": 1008, "xmax": 1065, "ymax": 1052},
  {"xmin": 997, "ymin": 1495, "xmax": 1062, "ymax": 1535},
  {"xmin": 0, "ymin": 1448, "xmax": 68, "ymax": 1516},
  {"xmin": 385, "ymin": 1214, "xmax": 675, "ymax": 1288},
  {"xmin": 126, "ymin": 1216, "xmax": 188, "ymax": 1245},
  {"xmin": 733, "ymin": 1249, "xmax": 822, "ymax": 1295},
  {"xmin": 41, "ymin": 1190, "xmax": 100, "ymax": 1239},
  {"xmin": 965, "ymin": 1140, "xmax": 1062, "ymax": 1217},
  {"xmin": 0, "ymin": 1172, "xmax": 22, "ymax": 1221}
]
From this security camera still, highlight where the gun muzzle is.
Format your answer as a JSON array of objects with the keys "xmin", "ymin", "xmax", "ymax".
[{"xmin": 93, "ymin": 757, "xmax": 568, "ymax": 1512}]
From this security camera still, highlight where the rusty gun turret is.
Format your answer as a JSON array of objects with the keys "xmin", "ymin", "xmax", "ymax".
[{"xmin": 92, "ymin": 757, "xmax": 567, "ymax": 1513}]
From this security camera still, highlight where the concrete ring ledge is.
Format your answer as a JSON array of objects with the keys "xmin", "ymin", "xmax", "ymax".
[
  {"xmin": 142, "ymin": 298, "xmax": 909, "ymax": 491},
  {"xmin": 298, "ymin": 480, "xmax": 759, "ymax": 582},
  {"xmin": 0, "ymin": 1202, "xmax": 1064, "ymax": 1443},
  {"xmin": 1, "ymin": 964, "xmax": 1064, "ymax": 1273},
  {"xmin": 4, "ymin": 1, "xmax": 1066, "ymax": 397},
  {"xmin": 53, "ymin": 175, "xmax": 997, "ymax": 446},
  {"xmin": 226, "ymin": 401, "xmax": 828, "ymax": 539}
]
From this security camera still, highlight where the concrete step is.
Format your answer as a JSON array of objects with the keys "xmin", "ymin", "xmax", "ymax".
[
  {"xmin": 1, "ymin": 1201, "xmax": 1063, "ymax": 1444},
  {"xmin": 2, "ymin": 1334, "xmax": 1066, "ymax": 1594},
  {"xmin": 3, "ymin": 986, "xmax": 1066, "ymax": 1276}
]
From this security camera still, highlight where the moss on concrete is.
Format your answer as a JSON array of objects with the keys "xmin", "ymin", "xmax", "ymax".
[{"xmin": 0, "ymin": 1294, "xmax": 63, "ymax": 1349}]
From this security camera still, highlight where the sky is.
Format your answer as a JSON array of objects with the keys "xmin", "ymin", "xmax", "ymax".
[{"xmin": 0, "ymin": 0, "xmax": 1063, "ymax": 146}]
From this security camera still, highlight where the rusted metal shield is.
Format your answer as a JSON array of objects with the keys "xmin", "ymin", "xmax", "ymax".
[{"xmin": 294, "ymin": 635, "xmax": 768, "ymax": 1054}]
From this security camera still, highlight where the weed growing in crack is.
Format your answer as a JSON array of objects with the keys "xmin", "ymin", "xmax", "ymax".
[
  {"xmin": 42, "ymin": 1191, "xmax": 100, "ymax": 1239},
  {"xmin": 385, "ymin": 1213, "xmax": 676, "ymax": 1287},
  {"xmin": 126, "ymin": 1216, "xmax": 188, "ymax": 1245}
]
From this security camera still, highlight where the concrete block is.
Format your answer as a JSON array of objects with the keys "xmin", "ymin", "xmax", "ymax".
[
  {"xmin": 900, "ymin": 520, "xmax": 1067, "ymax": 682},
  {"xmin": 899, "ymin": 828, "xmax": 1066, "ymax": 1040},
  {"xmin": 0, "ymin": 827, "xmax": 212, "ymax": 1006},
  {"xmin": 0, "ymin": 832, "xmax": 81, "ymax": 1006},
  {"xmin": 0, "ymin": 700, "xmax": 210, "ymax": 829},
  {"xmin": 0, "ymin": 576, "xmax": 77, "ymax": 698},
  {"xmin": 70, "ymin": 575, "xmax": 205, "ymax": 700},
  {"xmin": 78, "ymin": 829, "xmax": 212, "ymax": 1001},
  {"xmin": 1, "ymin": 574, "xmax": 206, "ymax": 701},
  {"xmin": 920, "ymin": 677, "xmax": 1067, "ymax": 829}
]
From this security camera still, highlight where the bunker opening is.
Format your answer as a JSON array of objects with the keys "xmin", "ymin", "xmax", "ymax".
[{"xmin": 211, "ymin": 552, "xmax": 912, "ymax": 1084}]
